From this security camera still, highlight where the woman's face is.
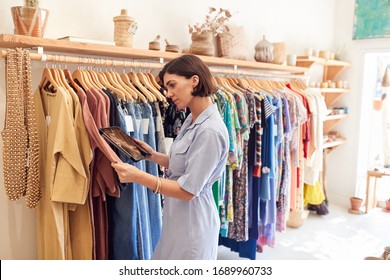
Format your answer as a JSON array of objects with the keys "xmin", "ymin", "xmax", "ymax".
[{"xmin": 163, "ymin": 73, "xmax": 198, "ymax": 110}]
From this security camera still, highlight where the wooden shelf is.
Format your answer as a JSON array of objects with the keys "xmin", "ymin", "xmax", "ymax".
[
  {"xmin": 323, "ymin": 138, "xmax": 346, "ymax": 149},
  {"xmin": 296, "ymin": 56, "xmax": 351, "ymax": 67},
  {"xmin": 314, "ymin": 88, "xmax": 350, "ymax": 93},
  {"xmin": 324, "ymin": 114, "xmax": 348, "ymax": 121},
  {"xmin": 323, "ymin": 114, "xmax": 348, "ymax": 134},
  {"xmin": 0, "ymin": 34, "xmax": 308, "ymax": 73},
  {"xmin": 321, "ymin": 90, "xmax": 349, "ymax": 107},
  {"xmin": 296, "ymin": 56, "xmax": 351, "ymax": 80}
]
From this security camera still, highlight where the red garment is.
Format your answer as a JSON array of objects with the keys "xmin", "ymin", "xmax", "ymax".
[
  {"xmin": 76, "ymin": 88, "xmax": 121, "ymax": 260},
  {"xmin": 286, "ymin": 84, "xmax": 312, "ymax": 159}
]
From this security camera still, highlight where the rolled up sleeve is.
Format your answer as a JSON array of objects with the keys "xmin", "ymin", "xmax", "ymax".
[{"xmin": 177, "ymin": 129, "xmax": 225, "ymax": 196}]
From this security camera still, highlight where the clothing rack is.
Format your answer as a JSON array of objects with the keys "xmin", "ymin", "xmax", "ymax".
[
  {"xmin": 0, "ymin": 49, "xmax": 162, "ymax": 69},
  {"xmin": 0, "ymin": 49, "xmax": 309, "ymax": 80}
]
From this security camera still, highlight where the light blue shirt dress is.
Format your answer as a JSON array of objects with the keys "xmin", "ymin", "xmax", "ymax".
[{"xmin": 152, "ymin": 103, "xmax": 229, "ymax": 259}]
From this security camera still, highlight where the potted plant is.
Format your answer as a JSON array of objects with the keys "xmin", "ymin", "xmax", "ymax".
[
  {"xmin": 385, "ymin": 198, "xmax": 390, "ymax": 211},
  {"xmin": 187, "ymin": 7, "xmax": 232, "ymax": 56},
  {"xmin": 349, "ymin": 196, "xmax": 363, "ymax": 213},
  {"xmin": 11, "ymin": 0, "xmax": 49, "ymax": 37}
]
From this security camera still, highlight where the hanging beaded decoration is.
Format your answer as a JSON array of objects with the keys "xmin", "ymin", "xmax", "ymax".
[
  {"xmin": 1, "ymin": 48, "xmax": 40, "ymax": 208},
  {"xmin": 23, "ymin": 49, "xmax": 40, "ymax": 208}
]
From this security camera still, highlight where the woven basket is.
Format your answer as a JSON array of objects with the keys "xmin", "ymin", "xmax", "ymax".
[
  {"xmin": 113, "ymin": 9, "xmax": 136, "ymax": 48},
  {"xmin": 216, "ymin": 26, "xmax": 250, "ymax": 60},
  {"xmin": 286, "ymin": 209, "xmax": 309, "ymax": 228}
]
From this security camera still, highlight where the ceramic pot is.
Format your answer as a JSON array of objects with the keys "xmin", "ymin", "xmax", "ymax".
[
  {"xmin": 254, "ymin": 35, "xmax": 274, "ymax": 63},
  {"xmin": 11, "ymin": 6, "xmax": 49, "ymax": 37},
  {"xmin": 189, "ymin": 32, "xmax": 215, "ymax": 56},
  {"xmin": 373, "ymin": 99, "xmax": 384, "ymax": 111},
  {"xmin": 350, "ymin": 197, "xmax": 363, "ymax": 211},
  {"xmin": 386, "ymin": 200, "xmax": 390, "ymax": 211}
]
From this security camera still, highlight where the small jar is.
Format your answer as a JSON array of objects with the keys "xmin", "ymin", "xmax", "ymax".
[
  {"xmin": 336, "ymin": 80, "xmax": 343, "ymax": 88},
  {"xmin": 321, "ymin": 82, "xmax": 328, "ymax": 88}
]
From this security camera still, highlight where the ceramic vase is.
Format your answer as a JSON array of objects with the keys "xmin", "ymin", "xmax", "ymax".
[
  {"xmin": 254, "ymin": 35, "xmax": 274, "ymax": 63},
  {"xmin": 11, "ymin": 6, "xmax": 49, "ymax": 37}
]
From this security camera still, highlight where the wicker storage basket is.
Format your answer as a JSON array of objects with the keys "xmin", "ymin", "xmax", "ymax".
[
  {"xmin": 286, "ymin": 209, "xmax": 309, "ymax": 228},
  {"xmin": 113, "ymin": 9, "xmax": 136, "ymax": 48},
  {"xmin": 216, "ymin": 26, "xmax": 250, "ymax": 60}
]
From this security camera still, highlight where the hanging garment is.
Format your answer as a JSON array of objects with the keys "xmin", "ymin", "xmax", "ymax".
[
  {"xmin": 140, "ymin": 103, "xmax": 163, "ymax": 250},
  {"xmin": 34, "ymin": 86, "xmax": 92, "ymax": 259},
  {"xmin": 74, "ymin": 87, "xmax": 121, "ymax": 260}
]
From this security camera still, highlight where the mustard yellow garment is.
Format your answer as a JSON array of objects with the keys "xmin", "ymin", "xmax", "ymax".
[
  {"xmin": 34, "ymin": 86, "xmax": 92, "ymax": 259},
  {"xmin": 66, "ymin": 87, "xmax": 93, "ymax": 260},
  {"xmin": 304, "ymin": 181, "xmax": 325, "ymax": 206}
]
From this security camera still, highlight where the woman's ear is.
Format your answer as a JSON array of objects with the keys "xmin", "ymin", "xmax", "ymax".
[{"xmin": 191, "ymin": 75, "xmax": 199, "ymax": 88}]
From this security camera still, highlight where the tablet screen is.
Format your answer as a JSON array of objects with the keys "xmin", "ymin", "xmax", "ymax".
[{"xmin": 99, "ymin": 126, "xmax": 151, "ymax": 162}]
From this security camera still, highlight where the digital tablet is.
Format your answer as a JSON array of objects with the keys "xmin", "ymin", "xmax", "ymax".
[{"xmin": 99, "ymin": 126, "xmax": 151, "ymax": 162}]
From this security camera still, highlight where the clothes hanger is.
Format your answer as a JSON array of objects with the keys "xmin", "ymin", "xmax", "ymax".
[
  {"xmin": 120, "ymin": 73, "xmax": 147, "ymax": 103},
  {"xmin": 146, "ymin": 73, "xmax": 168, "ymax": 103},
  {"xmin": 128, "ymin": 72, "xmax": 155, "ymax": 102},
  {"xmin": 97, "ymin": 71, "xmax": 126, "ymax": 101},
  {"xmin": 87, "ymin": 69, "xmax": 105, "ymax": 89},
  {"xmin": 236, "ymin": 77, "xmax": 250, "ymax": 91},
  {"xmin": 49, "ymin": 67, "xmax": 65, "ymax": 88},
  {"xmin": 39, "ymin": 67, "xmax": 60, "ymax": 91},
  {"xmin": 214, "ymin": 76, "xmax": 236, "ymax": 94},
  {"xmin": 146, "ymin": 73, "xmax": 163, "ymax": 91},
  {"xmin": 73, "ymin": 69, "xmax": 94, "ymax": 90},
  {"xmin": 81, "ymin": 69, "xmax": 100, "ymax": 89},
  {"xmin": 227, "ymin": 77, "xmax": 245, "ymax": 93},
  {"xmin": 103, "ymin": 71, "xmax": 131, "ymax": 99},
  {"xmin": 257, "ymin": 80, "xmax": 275, "ymax": 97},
  {"xmin": 137, "ymin": 72, "xmax": 166, "ymax": 102},
  {"xmin": 109, "ymin": 70, "xmax": 135, "ymax": 102},
  {"xmin": 53, "ymin": 67, "xmax": 76, "ymax": 93},
  {"xmin": 63, "ymin": 68, "xmax": 80, "ymax": 91}
]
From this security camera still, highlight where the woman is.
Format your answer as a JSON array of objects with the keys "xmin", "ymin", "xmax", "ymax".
[{"xmin": 111, "ymin": 54, "xmax": 229, "ymax": 259}]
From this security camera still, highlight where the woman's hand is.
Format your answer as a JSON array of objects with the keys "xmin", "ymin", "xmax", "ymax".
[
  {"xmin": 111, "ymin": 162, "xmax": 141, "ymax": 183},
  {"xmin": 133, "ymin": 139, "xmax": 155, "ymax": 156}
]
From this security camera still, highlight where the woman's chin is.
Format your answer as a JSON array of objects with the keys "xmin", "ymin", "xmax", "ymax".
[{"xmin": 176, "ymin": 104, "xmax": 185, "ymax": 110}]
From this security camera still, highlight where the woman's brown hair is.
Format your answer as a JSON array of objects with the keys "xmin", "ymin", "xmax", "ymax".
[{"xmin": 159, "ymin": 54, "xmax": 216, "ymax": 97}]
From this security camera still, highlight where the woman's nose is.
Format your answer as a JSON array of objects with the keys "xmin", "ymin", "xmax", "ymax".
[{"xmin": 166, "ymin": 89, "xmax": 173, "ymax": 98}]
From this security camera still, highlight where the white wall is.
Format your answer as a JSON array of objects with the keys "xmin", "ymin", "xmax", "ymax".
[
  {"xmin": 328, "ymin": 0, "xmax": 390, "ymax": 207},
  {"xmin": 0, "ymin": 0, "xmax": 339, "ymax": 259}
]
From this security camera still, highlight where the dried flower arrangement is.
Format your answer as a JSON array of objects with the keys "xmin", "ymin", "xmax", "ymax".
[
  {"xmin": 188, "ymin": 7, "xmax": 232, "ymax": 36},
  {"xmin": 24, "ymin": 0, "xmax": 39, "ymax": 7}
]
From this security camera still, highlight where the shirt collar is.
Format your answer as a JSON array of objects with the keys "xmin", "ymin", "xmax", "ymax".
[{"xmin": 183, "ymin": 103, "xmax": 218, "ymax": 131}]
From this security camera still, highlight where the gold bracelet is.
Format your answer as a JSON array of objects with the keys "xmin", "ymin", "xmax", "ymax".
[
  {"xmin": 154, "ymin": 176, "xmax": 162, "ymax": 194},
  {"xmin": 158, "ymin": 177, "xmax": 162, "ymax": 194}
]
